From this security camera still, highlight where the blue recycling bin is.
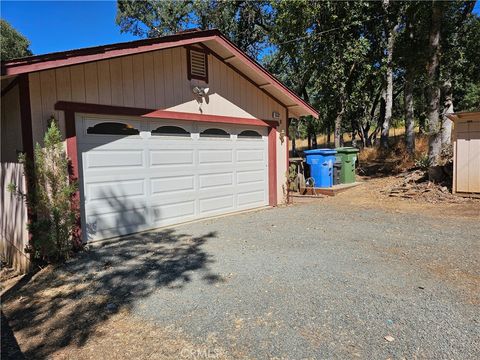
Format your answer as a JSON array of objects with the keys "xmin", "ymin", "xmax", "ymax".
[{"xmin": 304, "ymin": 148, "xmax": 337, "ymax": 188}]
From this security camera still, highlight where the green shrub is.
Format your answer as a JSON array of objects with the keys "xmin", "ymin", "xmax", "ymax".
[
  {"xmin": 415, "ymin": 153, "xmax": 430, "ymax": 170},
  {"xmin": 10, "ymin": 118, "xmax": 79, "ymax": 263}
]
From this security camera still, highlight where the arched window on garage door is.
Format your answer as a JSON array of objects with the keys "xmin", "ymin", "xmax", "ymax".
[
  {"xmin": 151, "ymin": 126, "xmax": 191, "ymax": 137},
  {"xmin": 200, "ymin": 128, "xmax": 230, "ymax": 138},
  {"xmin": 238, "ymin": 130, "xmax": 262, "ymax": 138},
  {"xmin": 87, "ymin": 122, "xmax": 139, "ymax": 135}
]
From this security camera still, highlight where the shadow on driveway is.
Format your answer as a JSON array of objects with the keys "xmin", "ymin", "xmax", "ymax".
[{"xmin": 2, "ymin": 228, "xmax": 220, "ymax": 359}]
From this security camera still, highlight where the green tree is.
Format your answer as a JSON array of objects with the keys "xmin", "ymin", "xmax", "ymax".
[
  {"xmin": 9, "ymin": 119, "xmax": 78, "ymax": 263},
  {"xmin": 116, "ymin": 0, "xmax": 271, "ymax": 57},
  {"xmin": 0, "ymin": 19, "xmax": 32, "ymax": 60},
  {"xmin": 116, "ymin": 0, "xmax": 479, "ymax": 164}
]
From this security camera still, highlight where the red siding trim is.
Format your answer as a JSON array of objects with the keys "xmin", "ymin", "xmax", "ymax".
[
  {"xmin": 268, "ymin": 126, "xmax": 278, "ymax": 206},
  {"xmin": 286, "ymin": 109, "xmax": 290, "ymax": 171},
  {"xmin": 64, "ymin": 110, "xmax": 82, "ymax": 243},
  {"xmin": 2, "ymin": 32, "xmax": 218, "ymax": 76},
  {"xmin": 144, "ymin": 109, "xmax": 269, "ymax": 127},
  {"xmin": 54, "ymin": 101, "xmax": 272, "ymax": 127},
  {"xmin": 65, "ymin": 110, "xmax": 79, "ymax": 180}
]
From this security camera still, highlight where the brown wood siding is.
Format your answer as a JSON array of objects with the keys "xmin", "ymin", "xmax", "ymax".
[{"xmin": 1, "ymin": 83, "xmax": 22, "ymax": 161}]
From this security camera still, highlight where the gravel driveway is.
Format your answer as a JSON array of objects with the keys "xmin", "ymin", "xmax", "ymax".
[
  {"xmin": 3, "ymin": 194, "xmax": 479, "ymax": 359},
  {"xmin": 126, "ymin": 200, "xmax": 479, "ymax": 359}
]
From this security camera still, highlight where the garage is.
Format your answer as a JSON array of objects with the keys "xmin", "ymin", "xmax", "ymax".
[
  {"xmin": 1, "ymin": 28, "xmax": 318, "ymax": 259},
  {"xmin": 76, "ymin": 114, "xmax": 269, "ymax": 240}
]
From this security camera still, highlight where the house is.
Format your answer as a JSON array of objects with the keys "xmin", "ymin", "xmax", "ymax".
[
  {"xmin": 447, "ymin": 111, "xmax": 480, "ymax": 196},
  {"xmin": 1, "ymin": 29, "xmax": 318, "ymax": 268}
]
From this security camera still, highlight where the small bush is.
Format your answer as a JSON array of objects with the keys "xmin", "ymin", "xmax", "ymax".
[{"xmin": 415, "ymin": 154, "xmax": 430, "ymax": 170}]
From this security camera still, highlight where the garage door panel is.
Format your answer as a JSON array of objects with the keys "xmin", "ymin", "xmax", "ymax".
[
  {"xmin": 86, "ymin": 179, "xmax": 145, "ymax": 202},
  {"xmin": 150, "ymin": 175, "xmax": 195, "ymax": 194},
  {"xmin": 77, "ymin": 137, "xmax": 145, "ymax": 150},
  {"xmin": 237, "ymin": 149, "xmax": 265, "ymax": 163},
  {"xmin": 199, "ymin": 195, "xmax": 235, "ymax": 214},
  {"xmin": 86, "ymin": 207, "xmax": 148, "ymax": 237},
  {"xmin": 198, "ymin": 184, "xmax": 235, "ymax": 198},
  {"xmin": 198, "ymin": 149, "xmax": 233, "ymax": 165},
  {"xmin": 85, "ymin": 195, "xmax": 148, "ymax": 216},
  {"xmin": 237, "ymin": 169, "xmax": 266, "ymax": 184},
  {"xmin": 237, "ymin": 190, "xmax": 266, "ymax": 207},
  {"xmin": 83, "ymin": 150, "xmax": 144, "ymax": 169},
  {"xmin": 149, "ymin": 149, "xmax": 194, "ymax": 167},
  {"xmin": 151, "ymin": 200, "xmax": 196, "ymax": 223},
  {"xmin": 199, "ymin": 172, "xmax": 234, "ymax": 189}
]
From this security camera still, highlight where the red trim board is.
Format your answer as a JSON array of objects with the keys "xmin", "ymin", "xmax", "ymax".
[
  {"xmin": 268, "ymin": 126, "xmax": 278, "ymax": 206},
  {"xmin": 55, "ymin": 101, "xmax": 273, "ymax": 127}
]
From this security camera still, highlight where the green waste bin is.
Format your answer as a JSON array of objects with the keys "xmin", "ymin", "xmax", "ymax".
[{"xmin": 335, "ymin": 147, "xmax": 359, "ymax": 184}]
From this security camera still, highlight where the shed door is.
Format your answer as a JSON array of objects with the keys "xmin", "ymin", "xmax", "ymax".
[
  {"xmin": 456, "ymin": 120, "xmax": 480, "ymax": 193},
  {"xmin": 76, "ymin": 115, "xmax": 269, "ymax": 241}
]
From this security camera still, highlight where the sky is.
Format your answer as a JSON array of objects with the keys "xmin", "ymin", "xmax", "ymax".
[
  {"xmin": 1, "ymin": 1, "xmax": 140, "ymax": 55},
  {"xmin": 1, "ymin": 0, "xmax": 480, "ymax": 56}
]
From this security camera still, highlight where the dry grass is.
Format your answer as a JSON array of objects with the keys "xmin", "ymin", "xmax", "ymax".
[
  {"xmin": 355, "ymin": 133, "xmax": 429, "ymax": 175},
  {"xmin": 292, "ymin": 127, "xmax": 409, "ymax": 151},
  {"xmin": 292, "ymin": 126, "xmax": 428, "ymax": 174}
]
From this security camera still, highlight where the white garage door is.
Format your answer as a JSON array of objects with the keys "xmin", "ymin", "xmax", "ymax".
[{"xmin": 76, "ymin": 114, "xmax": 269, "ymax": 241}]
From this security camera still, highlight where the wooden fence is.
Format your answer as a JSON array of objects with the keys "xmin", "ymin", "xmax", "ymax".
[{"xmin": 0, "ymin": 162, "xmax": 30, "ymax": 272}]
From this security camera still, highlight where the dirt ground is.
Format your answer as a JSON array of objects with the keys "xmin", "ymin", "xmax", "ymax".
[
  {"xmin": 1, "ymin": 174, "xmax": 479, "ymax": 360},
  {"xmin": 318, "ymin": 174, "xmax": 480, "ymax": 219}
]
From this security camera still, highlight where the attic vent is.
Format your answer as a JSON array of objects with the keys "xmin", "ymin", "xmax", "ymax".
[{"xmin": 187, "ymin": 48, "xmax": 208, "ymax": 82}]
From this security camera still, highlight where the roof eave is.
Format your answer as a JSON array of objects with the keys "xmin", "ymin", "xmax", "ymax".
[{"xmin": 1, "ymin": 29, "xmax": 318, "ymax": 118}]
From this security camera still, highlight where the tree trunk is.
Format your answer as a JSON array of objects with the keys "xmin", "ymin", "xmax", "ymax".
[
  {"xmin": 307, "ymin": 133, "xmax": 312, "ymax": 150},
  {"xmin": 404, "ymin": 71, "xmax": 415, "ymax": 155},
  {"xmin": 291, "ymin": 136, "xmax": 296, "ymax": 157},
  {"xmin": 441, "ymin": 79, "xmax": 454, "ymax": 145},
  {"xmin": 334, "ymin": 95, "xmax": 345, "ymax": 148},
  {"xmin": 426, "ymin": 0, "xmax": 443, "ymax": 167},
  {"xmin": 334, "ymin": 112, "xmax": 343, "ymax": 148},
  {"xmin": 380, "ymin": 0, "xmax": 397, "ymax": 149},
  {"xmin": 326, "ymin": 124, "xmax": 331, "ymax": 147},
  {"xmin": 312, "ymin": 132, "xmax": 317, "ymax": 148}
]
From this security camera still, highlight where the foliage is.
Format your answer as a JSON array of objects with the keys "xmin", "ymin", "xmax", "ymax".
[
  {"xmin": 116, "ymin": 0, "xmax": 271, "ymax": 58},
  {"xmin": 0, "ymin": 19, "xmax": 32, "ymax": 60},
  {"xmin": 115, "ymin": 0, "xmax": 480, "ymax": 155},
  {"xmin": 415, "ymin": 154, "xmax": 430, "ymax": 171},
  {"xmin": 9, "ymin": 119, "xmax": 79, "ymax": 263}
]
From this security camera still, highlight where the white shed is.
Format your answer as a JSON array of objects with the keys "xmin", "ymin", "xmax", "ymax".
[{"xmin": 448, "ymin": 111, "xmax": 480, "ymax": 196}]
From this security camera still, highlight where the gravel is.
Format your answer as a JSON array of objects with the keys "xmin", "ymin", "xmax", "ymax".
[{"xmin": 126, "ymin": 200, "xmax": 480, "ymax": 359}]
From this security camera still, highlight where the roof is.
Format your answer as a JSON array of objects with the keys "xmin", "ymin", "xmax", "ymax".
[
  {"xmin": 1, "ymin": 29, "xmax": 318, "ymax": 118},
  {"xmin": 447, "ymin": 111, "xmax": 480, "ymax": 122}
]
